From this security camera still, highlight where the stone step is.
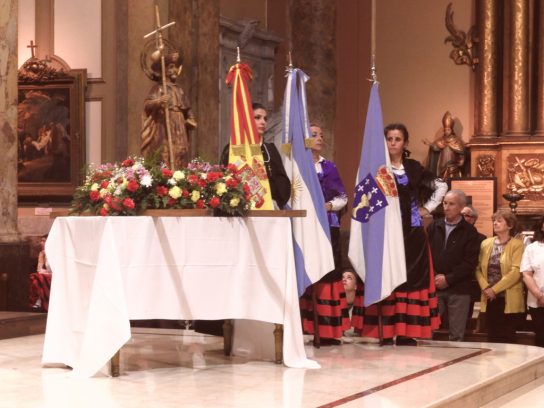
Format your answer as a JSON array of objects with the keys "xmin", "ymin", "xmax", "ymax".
[{"xmin": 0, "ymin": 311, "xmax": 47, "ymax": 340}]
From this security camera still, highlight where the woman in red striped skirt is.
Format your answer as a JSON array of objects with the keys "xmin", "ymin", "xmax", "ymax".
[
  {"xmin": 354, "ymin": 123, "xmax": 446, "ymax": 345},
  {"xmin": 299, "ymin": 125, "xmax": 350, "ymax": 343}
]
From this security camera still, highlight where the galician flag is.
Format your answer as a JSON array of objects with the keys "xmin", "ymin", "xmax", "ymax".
[
  {"xmin": 225, "ymin": 62, "xmax": 273, "ymax": 210},
  {"xmin": 282, "ymin": 67, "xmax": 334, "ymax": 296},
  {"xmin": 348, "ymin": 83, "xmax": 406, "ymax": 306}
]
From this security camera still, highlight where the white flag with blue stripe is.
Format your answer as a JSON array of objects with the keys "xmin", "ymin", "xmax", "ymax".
[
  {"xmin": 282, "ymin": 68, "xmax": 335, "ymax": 297},
  {"xmin": 348, "ymin": 83, "xmax": 406, "ymax": 306}
]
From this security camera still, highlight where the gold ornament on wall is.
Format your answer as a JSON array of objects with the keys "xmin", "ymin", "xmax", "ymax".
[
  {"xmin": 444, "ymin": 2, "xmax": 478, "ymax": 71},
  {"xmin": 506, "ymin": 154, "xmax": 544, "ymax": 200},
  {"xmin": 477, "ymin": 155, "xmax": 495, "ymax": 177}
]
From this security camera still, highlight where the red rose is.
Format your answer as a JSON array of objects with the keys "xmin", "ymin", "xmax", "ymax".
[
  {"xmin": 162, "ymin": 168, "xmax": 173, "ymax": 178},
  {"xmin": 104, "ymin": 195, "xmax": 112, "ymax": 205},
  {"xmin": 89, "ymin": 191, "xmax": 100, "ymax": 202},
  {"xmin": 156, "ymin": 185, "xmax": 168, "ymax": 196},
  {"xmin": 111, "ymin": 197, "xmax": 122, "ymax": 211},
  {"xmin": 196, "ymin": 199, "xmax": 205, "ymax": 209},
  {"xmin": 226, "ymin": 178, "xmax": 238, "ymax": 188},
  {"xmin": 188, "ymin": 175, "xmax": 199, "ymax": 185},
  {"xmin": 198, "ymin": 179, "xmax": 207, "ymax": 188},
  {"xmin": 209, "ymin": 197, "xmax": 220, "ymax": 208},
  {"xmin": 127, "ymin": 179, "xmax": 139, "ymax": 192},
  {"xmin": 227, "ymin": 164, "xmax": 238, "ymax": 173},
  {"xmin": 167, "ymin": 198, "xmax": 177, "ymax": 206},
  {"xmin": 100, "ymin": 180, "xmax": 109, "ymax": 189},
  {"xmin": 122, "ymin": 198, "xmax": 135, "ymax": 210},
  {"xmin": 182, "ymin": 189, "xmax": 189, "ymax": 198},
  {"xmin": 243, "ymin": 184, "xmax": 250, "ymax": 193},
  {"xmin": 207, "ymin": 172, "xmax": 219, "ymax": 182},
  {"xmin": 99, "ymin": 207, "xmax": 109, "ymax": 216},
  {"xmin": 122, "ymin": 158, "xmax": 134, "ymax": 167},
  {"xmin": 255, "ymin": 197, "xmax": 265, "ymax": 208}
]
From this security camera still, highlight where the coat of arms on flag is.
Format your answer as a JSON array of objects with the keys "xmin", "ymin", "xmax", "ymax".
[{"xmin": 352, "ymin": 166, "xmax": 398, "ymax": 222}]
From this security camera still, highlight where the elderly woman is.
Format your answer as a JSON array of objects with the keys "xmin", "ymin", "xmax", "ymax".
[
  {"xmin": 475, "ymin": 211, "xmax": 525, "ymax": 343},
  {"xmin": 520, "ymin": 216, "xmax": 544, "ymax": 347}
]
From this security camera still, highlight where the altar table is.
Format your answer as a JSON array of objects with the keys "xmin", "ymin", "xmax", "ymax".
[{"xmin": 42, "ymin": 216, "xmax": 318, "ymax": 377}]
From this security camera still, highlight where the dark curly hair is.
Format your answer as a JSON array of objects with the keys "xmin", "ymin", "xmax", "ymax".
[{"xmin": 384, "ymin": 123, "xmax": 411, "ymax": 158}]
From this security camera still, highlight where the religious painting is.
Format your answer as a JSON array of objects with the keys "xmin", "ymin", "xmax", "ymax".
[
  {"xmin": 17, "ymin": 60, "xmax": 86, "ymax": 201},
  {"xmin": 450, "ymin": 177, "xmax": 496, "ymax": 237}
]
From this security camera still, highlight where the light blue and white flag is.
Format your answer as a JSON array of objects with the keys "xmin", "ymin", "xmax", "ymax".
[
  {"xmin": 348, "ymin": 83, "xmax": 406, "ymax": 307},
  {"xmin": 282, "ymin": 68, "xmax": 335, "ymax": 297}
]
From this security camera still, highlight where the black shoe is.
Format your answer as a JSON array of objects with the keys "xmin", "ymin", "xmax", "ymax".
[
  {"xmin": 319, "ymin": 338, "xmax": 342, "ymax": 346},
  {"xmin": 380, "ymin": 338, "xmax": 394, "ymax": 346},
  {"xmin": 395, "ymin": 336, "xmax": 418, "ymax": 346}
]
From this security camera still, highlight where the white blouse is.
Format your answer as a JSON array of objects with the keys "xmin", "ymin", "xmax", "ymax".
[{"xmin": 520, "ymin": 241, "xmax": 544, "ymax": 308}]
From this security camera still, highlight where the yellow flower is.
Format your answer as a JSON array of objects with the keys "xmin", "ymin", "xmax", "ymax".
[
  {"xmin": 169, "ymin": 186, "xmax": 182, "ymax": 199},
  {"xmin": 215, "ymin": 182, "xmax": 227, "ymax": 196},
  {"xmin": 229, "ymin": 197, "xmax": 240, "ymax": 207},
  {"xmin": 173, "ymin": 170, "xmax": 185, "ymax": 181},
  {"xmin": 191, "ymin": 190, "xmax": 201, "ymax": 202},
  {"xmin": 90, "ymin": 183, "xmax": 99, "ymax": 191},
  {"xmin": 99, "ymin": 188, "xmax": 109, "ymax": 197}
]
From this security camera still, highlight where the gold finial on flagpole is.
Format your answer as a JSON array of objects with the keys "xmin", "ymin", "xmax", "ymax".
[
  {"xmin": 236, "ymin": 47, "xmax": 241, "ymax": 63},
  {"xmin": 369, "ymin": 0, "xmax": 378, "ymax": 84},
  {"xmin": 285, "ymin": 51, "xmax": 294, "ymax": 73}
]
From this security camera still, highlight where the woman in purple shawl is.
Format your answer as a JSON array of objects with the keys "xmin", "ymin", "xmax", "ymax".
[{"xmin": 299, "ymin": 125, "xmax": 350, "ymax": 344}]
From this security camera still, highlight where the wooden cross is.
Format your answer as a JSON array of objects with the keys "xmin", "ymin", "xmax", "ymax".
[{"xmin": 27, "ymin": 41, "xmax": 38, "ymax": 58}]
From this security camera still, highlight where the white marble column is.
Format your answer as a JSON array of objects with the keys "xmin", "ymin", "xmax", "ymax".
[{"xmin": 0, "ymin": 0, "xmax": 21, "ymax": 243}]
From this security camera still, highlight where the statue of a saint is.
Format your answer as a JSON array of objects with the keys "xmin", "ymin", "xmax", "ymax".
[
  {"xmin": 424, "ymin": 111, "xmax": 465, "ymax": 180},
  {"xmin": 140, "ymin": 50, "xmax": 197, "ymax": 168}
]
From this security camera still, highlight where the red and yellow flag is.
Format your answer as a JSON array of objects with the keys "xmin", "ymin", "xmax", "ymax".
[{"xmin": 225, "ymin": 62, "xmax": 273, "ymax": 210}]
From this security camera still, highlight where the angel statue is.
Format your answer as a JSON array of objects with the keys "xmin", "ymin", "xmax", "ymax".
[
  {"xmin": 424, "ymin": 111, "xmax": 466, "ymax": 180},
  {"xmin": 140, "ymin": 40, "xmax": 197, "ymax": 169}
]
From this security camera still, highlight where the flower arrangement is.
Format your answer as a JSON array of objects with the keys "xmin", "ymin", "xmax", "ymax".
[{"xmin": 70, "ymin": 157, "xmax": 251, "ymax": 216}]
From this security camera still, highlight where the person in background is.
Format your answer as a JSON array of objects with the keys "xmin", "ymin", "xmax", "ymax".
[
  {"xmin": 360, "ymin": 123, "xmax": 447, "ymax": 345},
  {"xmin": 461, "ymin": 205, "xmax": 487, "ymax": 242},
  {"xmin": 29, "ymin": 235, "xmax": 52, "ymax": 312},
  {"xmin": 299, "ymin": 124, "xmax": 349, "ymax": 344},
  {"xmin": 341, "ymin": 268, "xmax": 364, "ymax": 337},
  {"xmin": 520, "ymin": 216, "xmax": 544, "ymax": 347},
  {"xmin": 427, "ymin": 190, "xmax": 480, "ymax": 341},
  {"xmin": 475, "ymin": 211, "xmax": 525, "ymax": 343}
]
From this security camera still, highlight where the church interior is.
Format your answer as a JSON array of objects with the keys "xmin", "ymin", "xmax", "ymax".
[{"xmin": 2, "ymin": 0, "xmax": 544, "ymax": 406}]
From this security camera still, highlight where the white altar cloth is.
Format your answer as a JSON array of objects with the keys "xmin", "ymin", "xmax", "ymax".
[{"xmin": 42, "ymin": 216, "xmax": 318, "ymax": 377}]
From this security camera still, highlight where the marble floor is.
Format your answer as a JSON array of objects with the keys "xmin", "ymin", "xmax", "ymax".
[{"xmin": 1, "ymin": 329, "xmax": 543, "ymax": 408}]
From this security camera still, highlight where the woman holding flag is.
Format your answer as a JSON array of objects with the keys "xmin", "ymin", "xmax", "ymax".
[
  {"xmin": 299, "ymin": 124, "xmax": 350, "ymax": 344},
  {"xmin": 358, "ymin": 123, "xmax": 447, "ymax": 345}
]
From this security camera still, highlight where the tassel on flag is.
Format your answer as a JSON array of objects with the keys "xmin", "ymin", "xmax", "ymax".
[
  {"xmin": 225, "ymin": 62, "xmax": 273, "ymax": 210},
  {"xmin": 282, "ymin": 67, "xmax": 335, "ymax": 296},
  {"xmin": 348, "ymin": 83, "xmax": 407, "ymax": 306}
]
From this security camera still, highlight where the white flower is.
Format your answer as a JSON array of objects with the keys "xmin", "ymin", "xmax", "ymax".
[
  {"xmin": 90, "ymin": 183, "xmax": 99, "ymax": 191},
  {"xmin": 173, "ymin": 170, "xmax": 185, "ymax": 181},
  {"xmin": 230, "ymin": 197, "xmax": 240, "ymax": 207},
  {"xmin": 200, "ymin": 172, "xmax": 207, "ymax": 180},
  {"xmin": 140, "ymin": 174, "xmax": 153, "ymax": 187},
  {"xmin": 167, "ymin": 177, "xmax": 176, "ymax": 186}
]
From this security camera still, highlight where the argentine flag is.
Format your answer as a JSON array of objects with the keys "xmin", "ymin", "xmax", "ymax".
[
  {"xmin": 282, "ymin": 68, "xmax": 335, "ymax": 297},
  {"xmin": 348, "ymin": 83, "xmax": 407, "ymax": 307}
]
